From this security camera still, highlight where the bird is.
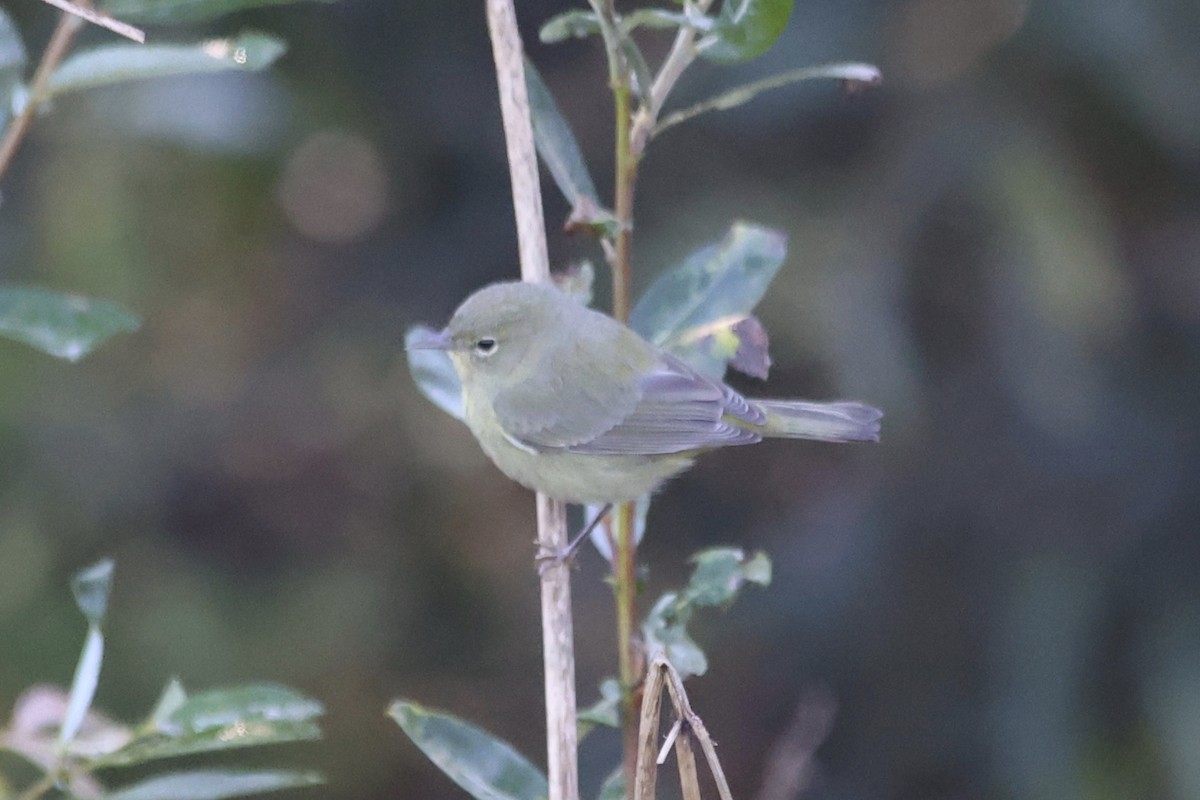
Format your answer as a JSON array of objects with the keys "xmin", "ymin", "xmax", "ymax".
[{"xmin": 409, "ymin": 280, "xmax": 881, "ymax": 512}]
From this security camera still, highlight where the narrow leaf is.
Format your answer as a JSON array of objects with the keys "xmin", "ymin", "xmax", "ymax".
[
  {"xmin": 629, "ymin": 222, "xmax": 786, "ymax": 379},
  {"xmin": 71, "ymin": 558, "xmax": 115, "ymax": 624},
  {"xmin": 539, "ymin": 9, "xmax": 600, "ymax": 43},
  {"xmin": 0, "ymin": 288, "xmax": 139, "ymax": 361},
  {"xmin": 60, "ymin": 625, "xmax": 105, "ymax": 747},
  {"xmin": 700, "ymin": 0, "xmax": 793, "ymax": 64},
  {"xmin": 405, "ymin": 326, "xmax": 464, "ymax": 421},
  {"xmin": 162, "ymin": 684, "xmax": 324, "ymax": 733},
  {"xmin": 101, "ymin": 769, "xmax": 323, "ymax": 800},
  {"xmin": 655, "ymin": 62, "xmax": 882, "ymax": 138},
  {"xmin": 0, "ymin": 8, "xmax": 27, "ymax": 128},
  {"xmin": 99, "ymin": 0, "xmax": 336, "ymax": 25},
  {"xmin": 47, "ymin": 32, "xmax": 285, "ymax": 99},
  {"xmin": 525, "ymin": 59, "xmax": 615, "ymax": 233},
  {"xmin": 97, "ymin": 719, "xmax": 322, "ymax": 767},
  {"xmin": 97, "ymin": 684, "xmax": 323, "ymax": 768},
  {"xmin": 619, "ymin": 9, "xmax": 695, "ymax": 35},
  {"xmin": 389, "ymin": 700, "xmax": 548, "ymax": 800}
]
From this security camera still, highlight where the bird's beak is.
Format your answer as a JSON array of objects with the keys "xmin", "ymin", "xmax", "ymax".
[{"xmin": 406, "ymin": 327, "xmax": 455, "ymax": 351}]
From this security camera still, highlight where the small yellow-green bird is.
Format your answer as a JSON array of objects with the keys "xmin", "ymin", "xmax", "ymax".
[{"xmin": 410, "ymin": 281, "xmax": 881, "ymax": 507}]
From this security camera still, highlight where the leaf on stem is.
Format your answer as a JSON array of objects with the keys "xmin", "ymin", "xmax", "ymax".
[
  {"xmin": 577, "ymin": 678, "xmax": 621, "ymax": 736},
  {"xmin": 539, "ymin": 9, "xmax": 601, "ymax": 43},
  {"xmin": 60, "ymin": 560, "xmax": 116, "ymax": 749},
  {"xmin": 404, "ymin": 325, "xmax": 464, "ymax": 422},
  {"xmin": 629, "ymin": 221, "xmax": 786, "ymax": 380},
  {"xmin": 619, "ymin": 9, "xmax": 699, "ymax": 35},
  {"xmin": 0, "ymin": 287, "xmax": 140, "ymax": 361},
  {"xmin": 99, "ymin": 0, "xmax": 335, "ymax": 25},
  {"xmin": 700, "ymin": 0, "xmax": 794, "ymax": 64},
  {"xmin": 71, "ymin": 558, "xmax": 116, "ymax": 625},
  {"xmin": 100, "ymin": 769, "xmax": 323, "ymax": 800},
  {"xmin": 525, "ymin": 59, "xmax": 617, "ymax": 236},
  {"xmin": 47, "ymin": 32, "xmax": 285, "ymax": 99},
  {"xmin": 641, "ymin": 548, "xmax": 771, "ymax": 680},
  {"xmin": 0, "ymin": 8, "xmax": 27, "ymax": 128},
  {"xmin": 388, "ymin": 700, "xmax": 548, "ymax": 800},
  {"xmin": 97, "ymin": 683, "xmax": 324, "ymax": 767},
  {"xmin": 655, "ymin": 62, "xmax": 882, "ymax": 137}
]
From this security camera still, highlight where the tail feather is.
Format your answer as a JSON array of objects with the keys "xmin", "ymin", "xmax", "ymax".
[{"xmin": 754, "ymin": 399, "xmax": 882, "ymax": 443}]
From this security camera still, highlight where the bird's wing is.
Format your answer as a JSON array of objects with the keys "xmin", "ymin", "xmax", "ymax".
[{"xmin": 495, "ymin": 351, "xmax": 765, "ymax": 455}]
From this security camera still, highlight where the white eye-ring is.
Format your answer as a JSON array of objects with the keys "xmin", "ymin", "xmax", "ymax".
[{"xmin": 474, "ymin": 337, "xmax": 498, "ymax": 356}]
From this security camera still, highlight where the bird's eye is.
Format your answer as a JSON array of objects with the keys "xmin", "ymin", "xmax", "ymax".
[{"xmin": 474, "ymin": 337, "xmax": 497, "ymax": 356}]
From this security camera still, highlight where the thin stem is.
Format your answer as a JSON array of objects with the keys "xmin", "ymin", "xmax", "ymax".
[
  {"xmin": 611, "ymin": 82, "xmax": 636, "ymax": 322},
  {"xmin": 630, "ymin": 0, "xmax": 716, "ymax": 156},
  {"xmin": 484, "ymin": 3, "xmax": 577, "ymax": 800},
  {"xmin": 614, "ymin": 500, "xmax": 639, "ymax": 787},
  {"xmin": 0, "ymin": 9, "xmax": 86, "ymax": 181}
]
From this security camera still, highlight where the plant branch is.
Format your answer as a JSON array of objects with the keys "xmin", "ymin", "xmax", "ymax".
[
  {"xmin": 37, "ymin": 0, "xmax": 144, "ymax": 43},
  {"xmin": 484, "ymin": 3, "xmax": 578, "ymax": 800},
  {"xmin": 630, "ymin": 0, "xmax": 716, "ymax": 156},
  {"xmin": 654, "ymin": 61, "xmax": 882, "ymax": 139},
  {"xmin": 0, "ymin": 9, "xmax": 86, "ymax": 181}
]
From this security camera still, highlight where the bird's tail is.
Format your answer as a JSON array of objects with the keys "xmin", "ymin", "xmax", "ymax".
[{"xmin": 755, "ymin": 399, "xmax": 882, "ymax": 443}]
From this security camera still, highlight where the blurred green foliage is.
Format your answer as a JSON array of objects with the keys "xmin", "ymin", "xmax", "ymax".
[{"xmin": 0, "ymin": 0, "xmax": 1197, "ymax": 799}]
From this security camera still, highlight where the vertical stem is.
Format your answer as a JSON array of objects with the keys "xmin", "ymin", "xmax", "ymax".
[
  {"xmin": 599, "ymin": 6, "xmax": 645, "ymax": 791},
  {"xmin": 611, "ymin": 84, "xmax": 636, "ymax": 323},
  {"xmin": 484, "ymin": 3, "xmax": 577, "ymax": 800},
  {"xmin": 614, "ymin": 500, "xmax": 639, "ymax": 786}
]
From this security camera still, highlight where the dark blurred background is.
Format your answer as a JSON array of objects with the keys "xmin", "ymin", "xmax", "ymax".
[{"xmin": 2, "ymin": 0, "xmax": 1198, "ymax": 798}]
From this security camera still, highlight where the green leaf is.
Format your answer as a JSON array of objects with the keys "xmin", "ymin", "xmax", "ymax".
[
  {"xmin": 405, "ymin": 326, "xmax": 464, "ymax": 421},
  {"xmin": 148, "ymin": 678, "xmax": 189, "ymax": 729},
  {"xmin": 642, "ymin": 592, "xmax": 707, "ymax": 678},
  {"xmin": 525, "ymin": 59, "xmax": 616, "ymax": 234},
  {"xmin": 538, "ymin": 9, "xmax": 600, "ymax": 43},
  {"xmin": 629, "ymin": 221, "xmax": 786, "ymax": 379},
  {"xmin": 72, "ymin": 558, "xmax": 115, "ymax": 624},
  {"xmin": 641, "ymin": 548, "xmax": 771, "ymax": 680},
  {"xmin": 100, "ymin": 0, "xmax": 336, "ymax": 25},
  {"xmin": 0, "ymin": 8, "xmax": 26, "ymax": 129},
  {"xmin": 700, "ymin": 0, "xmax": 793, "ymax": 63},
  {"xmin": 389, "ymin": 700, "xmax": 548, "ymax": 800},
  {"xmin": 98, "ymin": 719, "xmax": 322, "ymax": 767},
  {"xmin": 655, "ymin": 62, "xmax": 882, "ymax": 138},
  {"xmin": 60, "ymin": 625, "xmax": 105, "ymax": 748},
  {"xmin": 577, "ymin": 679, "xmax": 620, "ymax": 737},
  {"xmin": 47, "ymin": 32, "xmax": 285, "ymax": 99},
  {"xmin": 618, "ymin": 36, "xmax": 654, "ymax": 105},
  {"xmin": 619, "ymin": 9, "xmax": 697, "ymax": 34},
  {"xmin": 0, "ymin": 287, "xmax": 140, "ymax": 361},
  {"xmin": 101, "ymin": 769, "xmax": 323, "ymax": 800},
  {"xmin": 682, "ymin": 547, "xmax": 772, "ymax": 607},
  {"xmin": 162, "ymin": 684, "xmax": 324, "ymax": 733},
  {"xmin": 98, "ymin": 683, "xmax": 323, "ymax": 768}
]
